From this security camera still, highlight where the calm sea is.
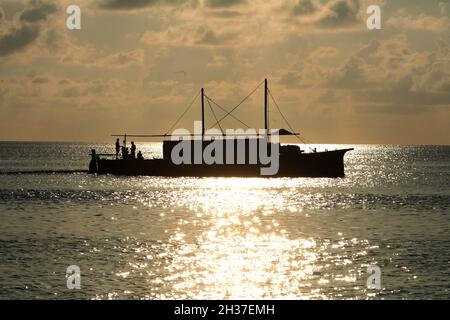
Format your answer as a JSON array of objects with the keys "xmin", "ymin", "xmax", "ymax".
[{"xmin": 0, "ymin": 142, "xmax": 449, "ymax": 300}]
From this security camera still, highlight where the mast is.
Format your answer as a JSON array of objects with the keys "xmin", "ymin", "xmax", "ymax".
[
  {"xmin": 201, "ymin": 88, "xmax": 205, "ymax": 140},
  {"xmin": 264, "ymin": 78, "xmax": 268, "ymax": 132}
]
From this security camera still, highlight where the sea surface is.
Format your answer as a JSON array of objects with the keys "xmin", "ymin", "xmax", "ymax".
[{"xmin": 0, "ymin": 142, "xmax": 449, "ymax": 300}]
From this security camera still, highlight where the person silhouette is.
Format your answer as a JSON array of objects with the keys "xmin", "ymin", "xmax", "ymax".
[{"xmin": 131, "ymin": 141, "xmax": 136, "ymax": 159}]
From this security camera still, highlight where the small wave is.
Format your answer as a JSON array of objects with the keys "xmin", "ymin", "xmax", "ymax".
[
  {"xmin": 0, "ymin": 188, "xmax": 448, "ymax": 213},
  {"xmin": 0, "ymin": 170, "xmax": 88, "ymax": 175}
]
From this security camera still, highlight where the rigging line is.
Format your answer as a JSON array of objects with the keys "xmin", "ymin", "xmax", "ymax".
[
  {"xmin": 164, "ymin": 90, "xmax": 200, "ymax": 136},
  {"xmin": 204, "ymin": 95, "xmax": 250, "ymax": 129},
  {"xmin": 206, "ymin": 96, "xmax": 225, "ymax": 135},
  {"xmin": 267, "ymin": 89, "xmax": 297, "ymax": 135},
  {"xmin": 207, "ymin": 80, "xmax": 265, "ymax": 130},
  {"xmin": 268, "ymin": 88, "xmax": 313, "ymax": 149}
]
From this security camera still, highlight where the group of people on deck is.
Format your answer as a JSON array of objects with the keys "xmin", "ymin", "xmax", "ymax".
[{"xmin": 115, "ymin": 138, "xmax": 144, "ymax": 160}]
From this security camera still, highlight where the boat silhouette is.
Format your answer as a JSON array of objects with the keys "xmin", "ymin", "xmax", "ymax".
[{"xmin": 89, "ymin": 79, "xmax": 353, "ymax": 177}]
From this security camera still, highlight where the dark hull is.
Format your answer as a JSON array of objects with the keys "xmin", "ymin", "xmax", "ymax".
[{"xmin": 90, "ymin": 149, "xmax": 353, "ymax": 178}]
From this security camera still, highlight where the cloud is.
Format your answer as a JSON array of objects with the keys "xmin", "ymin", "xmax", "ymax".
[
  {"xmin": 439, "ymin": 1, "xmax": 448, "ymax": 15},
  {"xmin": 102, "ymin": 49, "xmax": 145, "ymax": 67},
  {"xmin": 209, "ymin": 10, "xmax": 242, "ymax": 18},
  {"xmin": 62, "ymin": 82, "xmax": 107, "ymax": 98},
  {"xmin": 98, "ymin": 0, "xmax": 194, "ymax": 11},
  {"xmin": 0, "ymin": 25, "xmax": 40, "ymax": 56},
  {"xmin": 19, "ymin": 2, "xmax": 57, "ymax": 23},
  {"xmin": 0, "ymin": 1, "xmax": 59, "ymax": 57},
  {"xmin": 354, "ymin": 103, "xmax": 436, "ymax": 115},
  {"xmin": 359, "ymin": 87, "xmax": 450, "ymax": 107},
  {"xmin": 310, "ymin": 46, "xmax": 338, "ymax": 59},
  {"xmin": 387, "ymin": 14, "xmax": 449, "ymax": 32},
  {"xmin": 328, "ymin": 56, "xmax": 373, "ymax": 88},
  {"xmin": 317, "ymin": 90, "xmax": 341, "ymax": 104},
  {"xmin": 316, "ymin": 0, "xmax": 361, "ymax": 28},
  {"xmin": 195, "ymin": 26, "xmax": 237, "ymax": 46},
  {"xmin": 0, "ymin": 6, "xmax": 5, "ymax": 21},
  {"xmin": 290, "ymin": 0, "xmax": 362, "ymax": 30},
  {"xmin": 141, "ymin": 25, "xmax": 238, "ymax": 47},
  {"xmin": 1, "ymin": 0, "xmax": 449, "ymax": 143},
  {"xmin": 292, "ymin": 0, "xmax": 317, "ymax": 16},
  {"xmin": 32, "ymin": 77, "xmax": 51, "ymax": 84},
  {"xmin": 345, "ymin": 38, "xmax": 450, "ymax": 108},
  {"xmin": 204, "ymin": 0, "xmax": 246, "ymax": 8},
  {"xmin": 278, "ymin": 71, "xmax": 302, "ymax": 88},
  {"xmin": 206, "ymin": 53, "xmax": 228, "ymax": 67},
  {"xmin": 274, "ymin": 34, "xmax": 450, "ymax": 118},
  {"xmin": 99, "ymin": 0, "xmax": 158, "ymax": 10}
]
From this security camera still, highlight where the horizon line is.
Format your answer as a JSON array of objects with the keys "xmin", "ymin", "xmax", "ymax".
[{"xmin": 0, "ymin": 140, "xmax": 449, "ymax": 147}]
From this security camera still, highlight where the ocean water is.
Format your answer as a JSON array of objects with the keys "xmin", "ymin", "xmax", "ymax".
[{"xmin": 0, "ymin": 142, "xmax": 449, "ymax": 300}]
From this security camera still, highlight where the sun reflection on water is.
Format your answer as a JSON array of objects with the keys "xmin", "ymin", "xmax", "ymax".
[
  {"xmin": 87, "ymin": 177, "xmax": 394, "ymax": 300},
  {"xmin": 163, "ymin": 213, "xmax": 319, "ymax": 299},
  {"xmin": 131, "ymin": 178, "xmax": 368, "ymax": 300}
]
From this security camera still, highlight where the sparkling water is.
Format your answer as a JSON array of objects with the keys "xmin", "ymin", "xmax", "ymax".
[{"xmin": 0, "ymin": 142, "xmax": 449, "ymax": 299}]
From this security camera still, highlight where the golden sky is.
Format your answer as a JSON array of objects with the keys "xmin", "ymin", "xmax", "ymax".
[{"xmin": 0, "ymin": 0, "xmax": 449, "ymax": 144}]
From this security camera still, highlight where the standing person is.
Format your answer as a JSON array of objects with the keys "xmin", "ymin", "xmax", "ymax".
[
  {"xmin": 130, "ymin": 141, "xmax": 136, "ymax": 159},
  {"xmin": 115, "ymin": 138, "xmax": 120, "ymax": 159},
  {"xmin": 121, "ymin": 140, "xmax": 126, "ymax": 160}
]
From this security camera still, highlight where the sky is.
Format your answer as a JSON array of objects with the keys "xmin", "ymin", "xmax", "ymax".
[{"xmin": 0, "ymin": 0, "xmax": 449, "ymax": 144}]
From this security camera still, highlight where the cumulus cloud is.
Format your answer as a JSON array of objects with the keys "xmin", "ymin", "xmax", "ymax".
[
  {"xmin": 195, "ymin": 26, "xmax": 237, "ymax": 46},
  {"xmin": 20, "ymin": 2, "xmax": 57, "ymax": 22},
  {"xmin": 328, "ymin": 56, "xmax": 373, "ymax": 88},
  {"xmin": 317, "ymin": 0, "xmax": 360, "ymax": 28},
  {"xmin": 0, "ymin": 25, "xmax": 40, "ymax": 56},
  {"xmin": 290, "ymin": 0, "xmax": 362, "ymax": 29},
  {"xmin": 292, "ymin": 0, "xmax": 317, "ymax": 16},
  {"xmin": 98, "ymin": 0, "xmax": 194, "ymax": 10},
  {"xmin": 0, "ymin": 1, "xmax": 59, "ymax": 57},
  {"xmin": 99, "ymin": 0, "xmax": 159, "ymax": 10},
  {"xmin": 141, "ymin": 24, "xmax": 238, "ymax": 47},
  {"xmin": 341, "ymin": 38, "xmax": 450, "ymax": 108},
  {"xmin": 204, "ymin": 0, "xmax": 246, "ymax": 8},
  {"xmin": 387, "ymin": 14, "xmax": 449, "ymax": 32},
  {"xmin": 274, "ymin": 34, "xmax": 450, "ymax": 118}
]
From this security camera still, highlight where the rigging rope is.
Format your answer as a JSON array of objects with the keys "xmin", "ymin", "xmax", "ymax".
[
  {"xmin": 204, "ymin": 95, "xmax": 250, "ymax": 129},
  {"xmin": 207, "ymin": 80, "xmax": 265, "ymax": 130},
  {"xmin": 268, "ymin": 88, "xmax": 313, "ymax": 150},
  {"xmin": 164, "ymin": 90, "xmax": 200, "ymax": 136},
  {"xmin": 206, "ymin": 96, "xmax": 225, "ymax": 135},
  {"xmin": 164, "ymin": 83, "xmax": 313, "ymax": 150}
]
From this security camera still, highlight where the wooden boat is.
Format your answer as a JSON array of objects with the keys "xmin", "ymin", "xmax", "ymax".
[{"xmin": 89, "ymin": 79, "xmax": 353, "ymax": 177}]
